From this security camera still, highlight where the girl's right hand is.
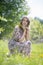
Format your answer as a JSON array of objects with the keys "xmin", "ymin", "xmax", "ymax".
[{"xmin": 23, "ymin": 29, "xmax": 26, "ymax": 36}]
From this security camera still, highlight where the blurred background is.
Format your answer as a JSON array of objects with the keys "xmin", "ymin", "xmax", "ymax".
[
  {"xmin": 0, "ymin": 0, "xmax": 43, "ymax": 43},
  {"xmin": 0, "ymin": 0, "xmax": 43, "ymax": 65}
]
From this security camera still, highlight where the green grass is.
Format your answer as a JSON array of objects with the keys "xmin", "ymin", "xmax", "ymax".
[{"xmin": 0, "ymin": 40, "xmax": 43, "ymax": 65}]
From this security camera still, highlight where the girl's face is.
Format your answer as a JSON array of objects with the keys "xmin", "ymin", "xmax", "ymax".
[{"xmin": 22, "ymin": 18, "xmax": 28, "ymax": 27}]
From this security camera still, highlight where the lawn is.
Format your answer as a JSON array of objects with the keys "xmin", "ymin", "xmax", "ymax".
[{"xmin": 0, "ymin": 40, "xmax": 43, "ymax": 65}]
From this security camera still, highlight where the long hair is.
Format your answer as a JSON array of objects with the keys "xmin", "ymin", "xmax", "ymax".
[
  {"xmin": 19, "ymin": 17, "xmax": 30, "ymax": 31},
  {"xmin": 18, "ymin": 17, "xmax": 30, "ymax": 40}
]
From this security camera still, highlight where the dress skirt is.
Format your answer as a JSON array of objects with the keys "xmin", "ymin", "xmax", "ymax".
[{"xmin": 8, "ymin": 39, "xmax": 31, "ymax": 55}]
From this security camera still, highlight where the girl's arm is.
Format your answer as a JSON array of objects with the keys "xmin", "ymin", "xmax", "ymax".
[
  {"xmin": 25, "ymin": 27, "xmax": 30, "ymax": 41},
  {"xmin": 12, "ymin": 25, "xmax": 21, "ymax": 41},
  {"xmin": 19, "ymin": 27, "xmax": 30, "ymax": 42}
]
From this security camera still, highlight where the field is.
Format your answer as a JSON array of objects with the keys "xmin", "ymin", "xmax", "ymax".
[{"xmin": 0, "ymin": 40, "xmax": 43, "ymax": 65}]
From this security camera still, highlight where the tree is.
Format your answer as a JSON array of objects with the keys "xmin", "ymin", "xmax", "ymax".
[
  {"xmin": 0, "ymin": 0, "xmax": 30, "ymax": 39},
  {"xmin": 30, "ymin": 18, "xmax": 43, "ymax": 40}
]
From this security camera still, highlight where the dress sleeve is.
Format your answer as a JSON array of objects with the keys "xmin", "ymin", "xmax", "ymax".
[{"xmin": 12, "ymin": 25, "xmax": 21, "ymax": 41}]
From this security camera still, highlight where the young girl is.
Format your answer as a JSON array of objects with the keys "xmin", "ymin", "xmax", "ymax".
[{"xmin": 8, "ymin": 17, "xmax": 31, "ymax": 57}]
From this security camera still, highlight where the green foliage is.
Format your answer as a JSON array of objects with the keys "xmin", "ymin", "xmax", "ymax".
[
  {"xmin": 30, "ymin": 18, "xmax": 43, "ymax": 40},
  {"xmin": 0, "ymin": 0, "xmax": 30, "ymax": 38}
]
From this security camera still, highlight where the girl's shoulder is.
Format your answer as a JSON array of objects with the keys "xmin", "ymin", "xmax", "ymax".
[
  {"xmin": 14, "ymin": 25, "xmax": 20, "ymax": 31},
  {"xmin": 15, "ymin": 25, "xmax": 19, "ymax": 28}
]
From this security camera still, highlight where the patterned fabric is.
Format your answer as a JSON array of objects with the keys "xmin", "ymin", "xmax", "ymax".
[
  {"xmin": 8, "ymin": 25, "xmax": 31, "ymax": 56},
  {"xmin": 12, "ymin": 25, "xmax": 23, "ymax": 42},
  {"xmin": 8, "ymin": 39, "xmax": 31, "ymax": 55}
]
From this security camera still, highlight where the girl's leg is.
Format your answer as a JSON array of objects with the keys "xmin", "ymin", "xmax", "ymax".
[
  {"xmin": 24, "ymin": 40, "xmax": 31, "ymax": 57},
  {"xmin": 17, "ymin": 42, "xmax": 24, "ymax": 53},
  {"xmin": 7, "ymin": 39, "xmax": 16, "ymax": 57}
]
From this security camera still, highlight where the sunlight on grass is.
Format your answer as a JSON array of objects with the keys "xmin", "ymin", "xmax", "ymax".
[{"xmin": 0, "ymin": 40, "xmax": 43, "ymax": 65}]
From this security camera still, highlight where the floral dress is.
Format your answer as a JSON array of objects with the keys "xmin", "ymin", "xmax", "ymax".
[{"xmin": 8, "ymin": 25, "xmax": 31, "ymax": 55}]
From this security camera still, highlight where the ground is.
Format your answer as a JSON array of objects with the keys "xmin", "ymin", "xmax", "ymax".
[{"xmin": 0, "ymin": 40, "xmax": 43, "ymax": 65}]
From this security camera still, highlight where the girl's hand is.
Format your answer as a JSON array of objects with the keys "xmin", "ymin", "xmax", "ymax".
[
  {"xmin": 25, "ymin": 27, "xmax": 30, "ymax": 41},
  {"xmin": 25, "ymin": 27, "xmax": 29, "ymax": 30}
]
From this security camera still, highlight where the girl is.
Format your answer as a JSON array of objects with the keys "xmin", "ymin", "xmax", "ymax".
[{"xmin": 8, "ymin": 17, "xmax": 31, "ymax": 57}]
